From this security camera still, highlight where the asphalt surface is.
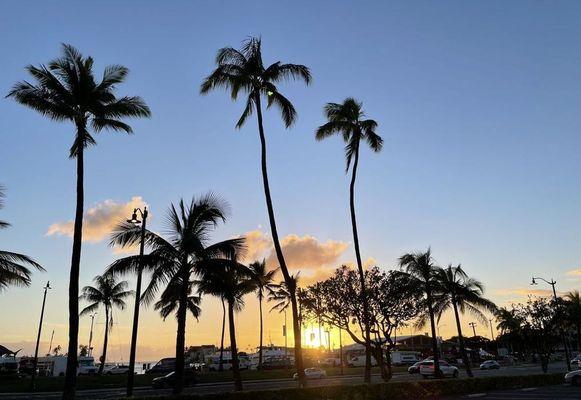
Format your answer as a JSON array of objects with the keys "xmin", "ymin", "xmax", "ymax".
[
  {"xmin": 0, "ymin": 363, "xmax": 569, "ymax": 399},
  {"xmin": 446, "ymin": 384, "xmax": 581, "ymax": 399}
]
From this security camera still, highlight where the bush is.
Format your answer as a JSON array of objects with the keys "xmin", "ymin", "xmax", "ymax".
[{"xmin": 132, "ymin": 373, "xmax": 564, "ymax": 400}]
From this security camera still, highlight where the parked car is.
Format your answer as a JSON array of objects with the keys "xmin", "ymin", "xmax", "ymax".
[
  {"xmin": 565, "ymin": 369, "xmax": 581, "ymax": 386},
  {"xmin": 419, "ymin": 360, "xmax": 459, "ymax": 378},
  {"xmin": 103, "ymin": 364, "xmax": 130, "ymax": 375},
  {"xmin": 151, "ymin": 369, "xmax": 197, "ymax": 389},
  {"xmin": 347, "ymin": 355, "xmax": 377, "ymax": 367},
  {"xmin": 408, "ymin": 360, "xmax": 431, "ymax": 374},
  {"xmin": 293, "ymin": 368, "xmax": 326, "ymax": 380},
  {"xmin": 479, "ymin": 360, "xmax": 501, "ymax": 370},
  {"xmin": 570, "ymin": 356, "xmax": 581, "ymax": 368},
  {"xmin": 146, "ymin": 358, "xmax": 176, "ymax": 375}
]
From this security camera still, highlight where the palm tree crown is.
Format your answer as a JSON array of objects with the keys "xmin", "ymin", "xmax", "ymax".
[{"xmin": 200, "ymin": 37, "xmax": 311, "ymax": 129}]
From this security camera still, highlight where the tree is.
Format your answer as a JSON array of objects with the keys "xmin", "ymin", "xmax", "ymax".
[
  {"xmin": 79, "ymin": 275, "xmax": 132, "ymax": 374},
  {"xmin": 8, "ymin": 44, "xmax": 151, "ymax": 399},
  {"xmin": 432, "ymin": 265, "xmax": 497, "ymax": 377},
  {"xmin": 0, "ymin": 186, "xmax": 44, "ymax": 291},
  {"xmin": 397, "ymin": 249, "xmax": 443, "ymax": 378},
  {"xmin": 53, "ymin": 345, "xmax": 62, "ymax": 356},
  {"xmin": 107, "ymin": 194, "xmax": 243, "ymax": 394},
  {"xmin": 198, "ymin": 261, "xmax": 255, "ymax": 391},
  {"xmin": 154, "ymin": 280, "xmax": 202, "ymax": 322},
  {"xmin": 565, "ymin": 291, "xmax": 581, "ymax": 351},
  {"xmin": 315, "ymin": 98, "xmax": 382, "ymax": 382},
  {"xmin": 201, "ymin": 37, "xmax": 311, "ymax": 385},
  {"xmin": 78, "ymin": 345, "xmax": 89, "ymax": 357},
  {"xmin": 249, "ymin": 260, "xmax": 277, "ymax": 369}
]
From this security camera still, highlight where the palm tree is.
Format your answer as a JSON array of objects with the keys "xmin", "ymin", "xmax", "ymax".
[
  {"xmin": 8, "ymin": 44, "xmax": 151, "ymax": 398},
  {"xmin": 201, "ymin": 37, "xmax": 311, "ymax": 384},
  {"xmin": 198, "ymin": 262, "xmax": 255, "ymax": 391},
  {"xmin": 0, "ymin": 186, "xmax": 44, "ymax": 291},
  {"xmin": 154, "ymin": 280, "xmax": 202, "ymax": 322},
  {"xmin": 79, "ymin": 275, "xmax": 132, "ymax": 374},
  {"xmin": 249, "ymin": 260, "xmax": 277, "ymax": 369},
  {"xmin": 433, "ymin": 265, "xmax": 497, "ymax": 377},
  {"xmin": 315, "ymin": 98, "xmax": 382, "ymax": 382},
  {"xmin": 398, "ymin": 249, "xmax": 443, "ymax": 378},
  {"xmin": 107, "ymin": 194, "xmax": 243, "ymax": 394},
  {"xmin": 565, "ymin": 291, "xmax": 581, "ymax": 351}
]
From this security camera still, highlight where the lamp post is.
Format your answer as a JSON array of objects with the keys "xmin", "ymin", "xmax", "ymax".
[
  {"xmin": 126, "ymin": 206, "xmax": 148, "ymax": 397},
  {"xmin": 88, "ymin": 312, "xmax": 97, "ymax": 357},
  {"xmin": 531, "ymin": 276, "xmax": 571, "ymax": 371},
  {"xmin": 488, "ymin": 318, "xmax": 495, "ymax": 341},
  {"xmin": 469, "ymin": 322, "xmax": 477, "ymax": 337},
  {"xmin": 31, "ymin": 281, "xmax": 51, "ymax": 390}
]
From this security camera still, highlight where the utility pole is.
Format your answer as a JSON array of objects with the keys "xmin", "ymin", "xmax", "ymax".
[
  {"xmin": 283, "ymin": 308, "xmax": 288, "ymax": 358},
  {"xmin": 469, "ymin": 322, "xmax": 477, "ymax": 337},
  {"xmin": 31, "ymin": 281, "xmax": 51, "ymax": 390},
  {"xmin": 46, "ymin": 329, "xmax": 54, "ymax": 356},
  {"xmin": 88, "ymin": 313, "xmax": 97, "ymax": 357}
]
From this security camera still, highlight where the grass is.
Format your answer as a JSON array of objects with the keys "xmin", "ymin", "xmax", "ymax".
[{"xmin": 0, "ymin": 366, "xmax": 406, "ymax": 393}]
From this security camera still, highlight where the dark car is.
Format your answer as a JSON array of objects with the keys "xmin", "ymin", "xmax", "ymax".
[
  {"xmin": 146, "ymin": 358, "xmax": 176, "ymax": 375},
  {"xmin": 151, "ymin": 369, "xmax": 197, "ymax": 389}
]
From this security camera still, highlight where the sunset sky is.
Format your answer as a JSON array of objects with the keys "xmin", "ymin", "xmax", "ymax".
[{"xmin": 2, "ymin": 1, "xmax": 581, "ymax": 362}]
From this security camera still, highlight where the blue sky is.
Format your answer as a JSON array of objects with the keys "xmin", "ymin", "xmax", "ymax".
[{"xmin": 1, "ymin": 0, "xmax": 581, "ymax": 359}]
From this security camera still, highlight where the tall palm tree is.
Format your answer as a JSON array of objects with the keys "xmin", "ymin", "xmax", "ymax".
[
  {"xmin": 398, "ymin": 249, "xmax": 443, "ymax": 378},
  {"xmin": 154, "ymin": 280, "xmax": 202, "ymax": 322},
  {"xmin": 315, "ymin": 98, "xmax": 382, "ymax": 382},
  {"xmin": 198, "ymin": 262, "xmax": 255, "ymax": 391},
  {"xmin": 249, "ymin": 260, "xmax": 277, "ymax": 369},
  {"xmin": 0, "ymin": 186, "xmax": 44, "ymax": 291},
  {"xmin": 201, "ymin": 37, "xmax": 311, "ymax": 384},
  {"xmin": 79, "ymin": 275, "xmax": 132, "ymax": 374},
  {"xmin": 433, "ymin": 265, "xmax": 497, "ymax": 377},
  {"xmin": 8, "ymin": 44, "xmax": 150, "ymax": 398},
  {"xmin": 565, "ymin": 291, "xmax": 581, "ymax": 351},
  {"xmin": 107, "ymin": 194, "xmax": 243, "ymax": 394}
]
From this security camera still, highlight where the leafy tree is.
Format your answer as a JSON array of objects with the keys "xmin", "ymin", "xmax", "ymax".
[
  {"xmin": 249, "ymin": 260, "xmax": 277, "ymax": 369},
  {"xmin": 107, "ymin": 194, "xmax": 243, "ymax": 394},
  {"xmin": 8, "ymin": 44, "xmax": 150, "ymax": 398},
  {"xmin": 0, "ymin": 186, "xmax": 44, "ymax": 291},
  {"xmin": 315, "ymin": 98, "xmax": 382, "ymax": 382},
  {"xmin": 79, "ymin": 275, "xmax": 132, "ymax": 374},
  {"xmin": 432, "ymin": 265, "xmax": 497, "ymax": 377},
  {"xmin": 201, "ymin": 37, "xmax": 310, "ymax": 384},
  {"xmin": 78, "ymin": 345, "xmax": 89, "ymax": 357},
  {"xmin": 53, "ymin": 345, "xmax": 62, "ymax": 356},
  {"xmin": 565, "ymin": 291, "xmax": 581, "ymax": 351}
]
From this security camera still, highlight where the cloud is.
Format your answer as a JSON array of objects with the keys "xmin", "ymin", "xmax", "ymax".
[
  {"xmin": 493, "ymin": 287, "xmax": 558, "ymax": 305},
  {"xmin": 47, "ymin": 196, "xmax": 146, "ymax": 243},
  {"xmin": 566, "ymin": 269, "xmax": 581, "ymax": 277}
]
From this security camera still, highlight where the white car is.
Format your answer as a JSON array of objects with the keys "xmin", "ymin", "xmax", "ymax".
[
  {"xmin": 103, "ymin": 364, "xmax": 130, "ymax": 375},
  {"xmin": 293, "ymin": 367, "xmax": 327, "ymax": 380},
  {"xmin": 419, "ymin": 360, "xmax": 459, "ymax": 378},
  {"xmin": 565, "ymin": 369, "xmax": 581, "ymax": 385},
  {"xmin": 479, "ymin": 360, "xmax": 500, "ymax": 370}
]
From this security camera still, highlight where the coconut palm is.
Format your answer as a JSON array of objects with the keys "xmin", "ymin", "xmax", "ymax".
[
  {"xmin": 107, "ymin": 194, "xmax": 243, "ymax": 394},
  {"xmin": 249, "ymin": 260, "xmax": 277, "ymax": 369},
  {"xmin": 432, "ymin": 265, "xmax": 497, "ymax": 377},
  {"xmin": 398, "ymin": 249, "xmax": 443, "ymax": 378},
  {"xmin": 154, "ymin": 280, "xmax": 202, "ymax": 322},
  {"xmin": 0, "ymin": 186, "xmax": 44, "ymax": 291},
  {"xmin": 8, "ymin": 44, "xmax": 150, "ymax": 398},
  {"xmin": 565, "ymin": 291, "xmax": 581, "ymax": 350},
  {"xmin": 198, "ymin": 261, "xmax": 255, "ymax": 391},
  {"xmin": 201, "ymin": 37, "xmax": 310, "ymax": 383},
  {"xmin": 315, "ymin": 98, "xmax": 382, "ymax": 382},
  {"xmin": 79, "ymin": 275, "xmax": 132, "ymax": 374}
]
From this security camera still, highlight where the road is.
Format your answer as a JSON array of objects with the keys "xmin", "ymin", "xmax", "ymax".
[
  {"xmin": 446, "ymin": 384, "xmax": 580, "ymax": 399},
  {"xmin": 0, "ymin": 364, "xmax": 568, "ymax": 400}
]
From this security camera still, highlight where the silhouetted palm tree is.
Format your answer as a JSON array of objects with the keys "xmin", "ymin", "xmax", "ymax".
[
  {"xmin": 107, "ymin": 194, "xmax": 243, "ymax": 394},
  {"xmin": 201, "ymin": 37, "xmax": 310, "ymax": 383},
  {"xmin": 433, "ymin": 265, "xmax": 497, "ymax": 377},
  {"xmin": 79, "ymin": 275, "xmax": 132, "ymax": 374},
  {"xmin": 565, "ymin": 291, "xmax": 581, "ymax": 350},
  {"xmin": 315, "ymin": 98, "xmax": 382, "ymax": 382},
  {"xmin": 154, "ymin": 280, "xmax": 202, "ymax": 322},
  {"xmin": 8, "ymin": 44, "xmax": 150, "ymax": 398},
  {"xmin": 249, "ymin": 260, "xmax": 277, "ymax": 369},
  {"xmin": 0, "ymin": 186, "xmax": 44, "ymax": 291},
  {"xmin": 398, "ymin": 249, "xmax": 443, "ymax": 378},
  {"xmin": 198, "ymin": 262, "xmax": 255, "ymax": 391}
]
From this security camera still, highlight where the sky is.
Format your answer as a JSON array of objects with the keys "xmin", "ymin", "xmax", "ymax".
[{"xmin": 1, "ymin": 0, "xmax": 581, "ymax": 362}]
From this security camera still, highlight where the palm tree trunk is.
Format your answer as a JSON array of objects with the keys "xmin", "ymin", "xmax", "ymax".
[
  {"xmin": 228, "ymin": 301, "xmax": 243, "ymax": 391},
  {"xmin": 348, "ymin": 143, "xmax": 372, "ymax": 383},
  {"xmin": 452, "ymin": 299, "xmax": 473, "ymax": 377},
  {"xmin": 63, "ymin": 132, "xmax": 84, "ymax": 400},
  {"xmin": 219, "ymin": 298, "xmax": 225, "ymax": 372},
  {"xmin": 427, "ymin": 290, "xmax": 442, "ymax": 378},
  {"xmin": 258, "ymin": 295, "xmax": 263, "ymax": 369},
  {"xmin": 98, "ymin": 306, "xmax": 109, "ymax": 375},
  {"xmin": 254, "ymin": 93, "xmax": 305, "ymax": 385},
  {"xmin": 173, "ymin": 268, "xmax": 189, "ymax": 394}
]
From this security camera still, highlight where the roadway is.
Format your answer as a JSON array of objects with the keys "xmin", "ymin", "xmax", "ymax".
[{"xmin": 0, "ymin": 363, "xmax": 568, "ymax": 400}]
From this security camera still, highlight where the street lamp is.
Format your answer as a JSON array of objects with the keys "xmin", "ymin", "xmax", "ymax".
[
  {"xmin": 126, "ymin": 206, "xmax": 148, "ymax": 397},
  {"xmin": 469, "ymin": 322, "xmax": 477, "ymax": 337},
  {"xmin": 31, "ymin": 281, "xmax": 51, "ymax": 390},
  {"xmin": 530, "ymin": 276, "xmax": 571, "ymax": 371},
  {"xmin": 88, "ymin": 312, "xmax": 97, "ymax": 357}
]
